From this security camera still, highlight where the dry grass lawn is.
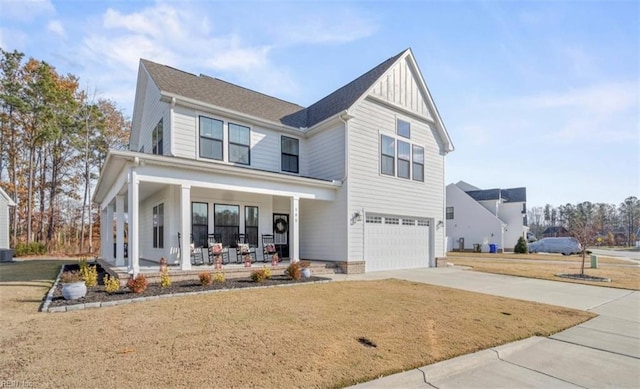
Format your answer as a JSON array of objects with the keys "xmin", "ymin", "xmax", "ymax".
[
  {"xmin": 1, "ymin": 259, "xmax": 594, "ymax": 388},
  {"xmin": 449, "ymin": 257, "xmax": 640, "ymax": 291}
]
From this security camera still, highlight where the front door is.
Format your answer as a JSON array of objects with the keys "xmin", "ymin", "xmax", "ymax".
[{"xmin": 273, "ymin": 213, "xmax": 289, "ymax": 258}]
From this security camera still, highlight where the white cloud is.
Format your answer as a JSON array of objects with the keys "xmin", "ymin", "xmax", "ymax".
[
  {"xmin": 0, "ymin": 0, "xmax": 54, "ymax": 22},
  {"xmin": 47, "ymin": 19, "xmax": 65, "ymax": 38}
]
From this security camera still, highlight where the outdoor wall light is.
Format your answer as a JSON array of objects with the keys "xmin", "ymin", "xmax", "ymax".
[
  {"xmin": 437, "ymin": 220, "xmax": 444, "ymax": 229},
  {"xmin": 352, "ymin": 212, "xmax": 362, "ymax": 222}
]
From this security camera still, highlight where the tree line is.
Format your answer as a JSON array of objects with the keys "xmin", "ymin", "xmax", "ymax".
[
  {"xmin": 527, "ymin": 196, "xmax": 640, "ymax": 246},
  {"xmin": 0, "ymin": 49, "xmax": 130, "ymax": 254}
]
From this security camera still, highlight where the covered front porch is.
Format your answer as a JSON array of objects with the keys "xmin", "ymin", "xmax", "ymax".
[{"xmin": 93, "ymin": 151, "xmax": 341, "ymax": 277}]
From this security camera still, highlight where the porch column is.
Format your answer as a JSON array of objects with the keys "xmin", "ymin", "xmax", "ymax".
[
  {"xmin": 106, "ymin": 203, "xmax": 114, "ymax": 262},
  {"xmin": 180, "ymin": 184, "xmax": 192, "ymax": 270},
  {"xmin": 100, "ymin": 208, "xmax": 107, "ymax": 260},
  {"xmin": 290, "ymin": 196, "xmax": 300, "ymax": 262},
  {"xmin": 115, "ymin": 195, "xmax": 125, "ymax": 266},
  {"xmin": 128, "ymin": 167, "xmax": 140, "ymax": 276}
]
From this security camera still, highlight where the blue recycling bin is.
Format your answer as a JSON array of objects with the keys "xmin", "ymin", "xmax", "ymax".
[{"xmin": 489, "ymin": 244, "xmax": 497, "ymax": 253}]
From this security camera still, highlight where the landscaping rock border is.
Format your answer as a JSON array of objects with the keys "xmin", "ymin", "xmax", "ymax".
[{"xmin": 42, "ymin": 264, "xmax": 331, "ymax": 313}]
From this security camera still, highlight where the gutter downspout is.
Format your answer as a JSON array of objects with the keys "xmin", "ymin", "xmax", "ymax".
[{"xmin": 338, "ymin": 111, "xmax": 356, "ymax": 264}]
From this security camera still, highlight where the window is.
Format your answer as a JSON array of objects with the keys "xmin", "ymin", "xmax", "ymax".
[
  {"xmin": 381, "ymin": 135, "xmax": 395, "ymax": 176},
  {"xmin": 412, "ymin": 145, "xmax": 424, "ymax": 182},
  {"xmin": 281, "ymin": 136, "xmax": 299, "ymax": 173},
  {"xmin": 397, "ymin": 140, "xmax": 411, "ymax": 179},
  {"xmin": 385, "ymin": 217, "xmax": 399, "ymax": 225},
  {"xmin": 200, "ymin": 116, "xmax": 223, "ymax": 160},
  {"xmin": 214, "ymin": 204, "xmax": 239, "ymax": 247},
  {"xmin": 229, "ymin": 123, "xmax": 250, "ymax": 165},
  {"xmin": 152, "ymin": 119, "xmax": 163, "ymax": 155},
  {"xmin": 402, "ymin": 218, "xmax": 415, "ymax": 226},
  {"xmin": 417, "ymin": 219, "xmax": 430, "ymax": 226},
  {"xmin": 153, "ymin": 203, "xmax": 164, "ymax": 248},
  {"xmin": 397, "ymin": 119, "xmax": 410, "ymax": 138},
  {"xmin": 192, "ymin": 202, "xmax": 208, "ymax": 248},
  {"xmin": 245, "ymin": 206, "xmax": 259, "ymax": 247},
  {"xmin": 366, "ymin": 215, "xmax": 382, "ymax": 224},
  {"xmin": 446, "ymin": 207, "xmax": 454, "ymax": 220}
]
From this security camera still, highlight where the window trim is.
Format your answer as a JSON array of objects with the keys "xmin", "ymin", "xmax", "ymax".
[
  {"xmin": 191, "ymin": 202, "xmax": 209, "ymax": 248},
  {"xmin": 446, "ymin": 207, "xmax": 454, "ymax": 220},
  {"xmin": 214, "ymin": 203, "xmax": 240, "ymax": 248},
  {"xmin": 152, "ymin": 119, "xmax": 163, "ymax": 155},
  {"xmin": 281, "ymin": 136, "xmax": 300, "ymax": 174},
  {"xmin": 244, "ymin": 205, "xmax": 259, "ymax": 247},
  {"xmin": 397, "ymin": 140, "xmax": 411, "ymax": 179},
  {"xmin": 397, "ymin": 118, "xmax": 411, "ymax": 139},
  {"xmin": 199, "ymin": 115, "xmax": 224, "ymax": 161},
  {"xmin": 228, "ymin": 122, "xmax": 251, "ymax": 165},
  {"xmin": 412, "ymin": 145, "xmax": 425, "ymax": 182},
  {"xmin": 380, "ymin": 134, "xmax": 395, "ymax": 176}
]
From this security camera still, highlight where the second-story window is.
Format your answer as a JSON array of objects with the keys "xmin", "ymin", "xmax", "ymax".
[
  {"xmin": 397, "ymin": 140, "xmax": 411, "ymax": 179},
  {"xmin": 152, "ymin": 119, "xmax": 163, "ymax": 155},
  {"xmin": 281, "ymin": 136, "xmax": 299, "ymax": 173},
  {"xmin": 412, "ymin": 145, "xmax": 424, "ymax": 182},
  {"xmin": 200, "ymin": 116, "xmax": 223, "ymax": 160},
  {"xmin": 381, "ymin": 135, "xmax": 395, "ymax": 176},
  {"xmin": 228, "ymin": 123, "xmax": 250, "ymax": 165}
]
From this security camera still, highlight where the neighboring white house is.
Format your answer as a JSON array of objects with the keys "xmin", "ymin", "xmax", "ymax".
[
  {"xmin": 446, "ymin": 181, "xmax": 528, "ymax": 252},
  {"xmin": 0, "ymin": 187, "xmax": 16, "ymax": 261},
  {"xmin": 93, "ymin": 48, "xmax": 454, "ymax": 274}
]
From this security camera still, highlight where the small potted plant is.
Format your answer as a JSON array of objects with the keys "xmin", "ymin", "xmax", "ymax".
[
  {"xmin": 60, "ymin": 270, "xmax": 87, "ymax": 300},
  {"xmin": 300, "ymin": 261, "xmax": 311, "ymax": 278}
]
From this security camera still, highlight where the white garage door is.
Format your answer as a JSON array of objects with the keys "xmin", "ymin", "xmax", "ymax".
[{"xmin": 364, "ymin": 214, "xmax": 430, "ymax": 272}]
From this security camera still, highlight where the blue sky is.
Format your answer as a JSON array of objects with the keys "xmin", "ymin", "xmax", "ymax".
[{"xmin": 1, "ymin": 0, "xmax": 638, "ymax": 208}]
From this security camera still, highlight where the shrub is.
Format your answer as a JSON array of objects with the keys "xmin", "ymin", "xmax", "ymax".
[
  {"xmin": 160, "ymin": 268, "xmax": 171, "ymax": 288},
  {"xmin": 127, "ymin": 274, "xmax": 148, "ymax": 293},
  {"xmin": 514, "ymin": 236, "xmax": 528, "ymax": 254},
  {"xmin": 103, "ymin": 274, "xmax": 120, "ymax": 294},
  {"xmin": 285, "ymin": 262, "xmax": 302, "ymax": 280},
  {"xmin": 213, "ymin": 272, "xmax": 226, "ymax": 283},
  {"xmin": 262, "ymin": 265, "xmax": 272, "ymax": 280},
  {"xmin": 199, "ymin": 272, "xmax": 212, "ymax": 286},
  {"xmin": 251, "ymin": 268, "xmax": 267, "ymax": 283},
  {"xmin": 79, "ymin": 260, "xmax": 98, "ymax": 287},
  {"xmin": 60, "ymin": 270, "xmax": 83, "ymax": 283},
  {"xmin": 14, "ymin": 242, "xmax": 46, "ymax": 257}
]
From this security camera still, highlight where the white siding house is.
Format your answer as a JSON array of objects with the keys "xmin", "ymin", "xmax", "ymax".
[
  {"xmin": 0, "ymin": 187, "xmax": 16, "ymax": 261},
  {"xmin": 93, "ymin": 49, "xmax": 454, "ymax": 274},
  {"xmin": 446, "ymin": 181, "xmax": 528, "ymax": 252}
]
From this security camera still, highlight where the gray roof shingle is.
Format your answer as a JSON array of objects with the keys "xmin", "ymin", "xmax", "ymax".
[{"xmin": 141, "ymin": 49, "xmax": 407, "ymax": 129}]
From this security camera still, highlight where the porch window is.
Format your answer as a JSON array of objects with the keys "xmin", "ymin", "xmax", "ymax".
[
  {"xmin": 397, "ymin": 118, "xmax": 411, "ymax": 139},
  {"xmin": 199, "ymin": 116, "xmax": 223, "ymax": 160},
  {"xmin": 153, "ymin": 203, "xmax": 164, "ymax": 248},
  {"xmin": 446, "ymin": 206, "xmax": 454, "ymax": 220},
  {"xmin": 397, "ymin": 140, "xmax": 411, "ymax": 179},
  {"xmin": 229, "ymin": 123, "xmax": 250, "ymax": 165},
  {"xmin": 245, "ymin": 206, "xmax": 259, "ymax": 247},
  {"xmin": 152, "ymin": 119, "xmax": 163, "ymax": 155},
  {"xmin": 381, "ymin": 135, "xmax": 395, "ymax": 176},
  {"xmin": 192, "ymin": 202, "xmax": 208, "ymax": 248},
  {"xmin": 214, "ymin": 204, "xmax": 239, "ymax": 247},
  {"xmin": 281, "ymin": 136, "xmax": 299, "ymax": 173},
  {"xmin": 412, "ymin": 145, "xmax": 424, "ymax": 182}
]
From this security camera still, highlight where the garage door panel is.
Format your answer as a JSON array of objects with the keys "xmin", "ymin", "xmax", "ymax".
[{"xmin": 365, "ymin": 215, "xmax": 430, "ymax": 272}]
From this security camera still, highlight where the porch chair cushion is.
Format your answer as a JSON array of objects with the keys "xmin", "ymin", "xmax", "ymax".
[
  {"xmin": 264, "ymin": 243, "xmax": 276, "ymax": 254},
  {"xmin": 209, "ymin": 242, "xmax": 223, "ymax": 255},
  {"xmin": 237, "ymin": 243, "xmax": 250, "ymax": 255}
]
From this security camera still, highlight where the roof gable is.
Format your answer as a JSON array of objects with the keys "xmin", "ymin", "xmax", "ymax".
[{"xmin": 0, "ymin": 187, "xmax": 16, "ymax": 206}]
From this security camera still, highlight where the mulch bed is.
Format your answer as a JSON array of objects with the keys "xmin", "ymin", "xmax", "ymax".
[
  {"xmin": 48, "ymin": 263, "xmax": 329, "ymax": 308},
  {"xmin": 555, "ymin": 273, "xmax": 611, "ymax": 282}
]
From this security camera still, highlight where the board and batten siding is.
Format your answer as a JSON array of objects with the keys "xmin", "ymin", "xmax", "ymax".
[{"xmin": 347, "ymin": 98, "xmax": 446, "ymax": 260}]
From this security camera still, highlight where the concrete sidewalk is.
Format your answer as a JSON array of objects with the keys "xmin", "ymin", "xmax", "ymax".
[{"xmin": 329, "ymin": 267, "xmax": 640, "ymax": 388}]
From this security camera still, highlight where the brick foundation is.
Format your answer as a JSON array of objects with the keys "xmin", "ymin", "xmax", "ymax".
[{"xmin": 337, "ymin": 261, "xmax": 365, "ymax": 274}]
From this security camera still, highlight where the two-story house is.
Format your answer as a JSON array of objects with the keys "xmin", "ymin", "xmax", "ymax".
[
  {"xmin": 446, "ymin": 181, "xmax": 528, "ymax": 252},
  {"xmin": 93, "ymin": 48, "xmax": 454, "ymax": 275}
]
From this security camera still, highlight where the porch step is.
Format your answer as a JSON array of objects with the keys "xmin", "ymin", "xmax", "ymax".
[{"xmin": 99, "ymin": 258, "xmax": 342, "ymax": 287}]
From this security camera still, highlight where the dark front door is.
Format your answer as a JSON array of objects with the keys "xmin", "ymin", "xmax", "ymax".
[{"xmin": 273, "ymin": 213, "xmax": 289, "ymax": 258}]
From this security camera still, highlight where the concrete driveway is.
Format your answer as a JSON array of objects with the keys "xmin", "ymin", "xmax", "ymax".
[{"xmin": 329, "ymin": 267, "xmax": 640, "ymax": 388}]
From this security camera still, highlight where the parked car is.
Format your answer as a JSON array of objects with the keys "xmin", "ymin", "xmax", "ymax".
[
  {"xmin": 528, "ymin": 237, "xmax": 581, "ymax": 255},
  {"xmin": 526, "ymin": 232, "xmax": 537, "ymax": 243}
]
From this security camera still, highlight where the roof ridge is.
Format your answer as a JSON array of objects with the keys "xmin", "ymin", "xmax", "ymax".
[{"xmin": 140, "ymin": 58, "xmax": 199, "ymax": 79}]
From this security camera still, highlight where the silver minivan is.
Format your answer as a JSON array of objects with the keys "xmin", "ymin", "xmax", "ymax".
[{"xmin": 528, "ymin": 237, "xmax": 581, "ymax": 255}]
